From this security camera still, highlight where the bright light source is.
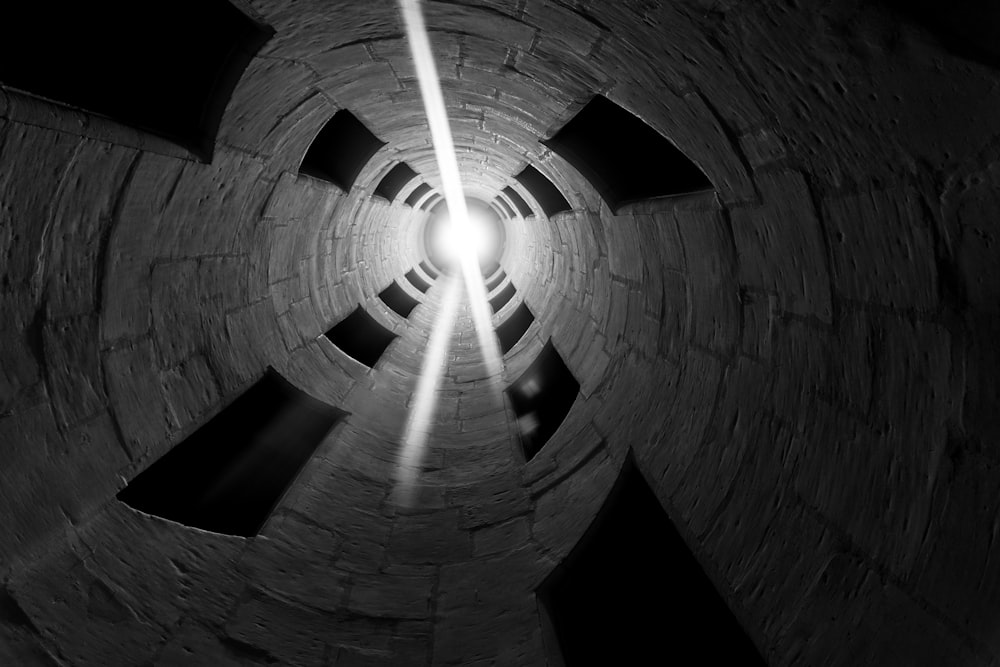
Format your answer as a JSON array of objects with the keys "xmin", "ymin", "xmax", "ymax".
[{"xmin": 430, "ymin": 210, "xmax": 501, "ymax": 265}]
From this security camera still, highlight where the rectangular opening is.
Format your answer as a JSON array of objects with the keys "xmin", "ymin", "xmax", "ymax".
[
  {"xmin": 495, "ymin": 196, "xmax": 516, "ymax": 219},
  {"xmin": 406, "ymin": 269, "xmax": 432, "ymax": 294},
  {"xmin": 537, "ymin": 457, "xmax": 765, "ymax": 665},
  {"xmin": 379, "ymin": 281, "xmax": 420, "ymax": 319},
  {"xmin": 300, "ymin": 110, "xmax": 385, "ymax": 190},
  {"xmin": 502, "ymin": 186, "xmax": 534, "ymax": 218},
  {"xmin": 496, "ymin": 303, "xmax": 535, "ymax": 355},
  {"xmin": 506, "ymin": 340, "xmax": 579, "ymax": 461},
  {"xmin": 117, "ymin": 369, "xmax": 345, "ymax": 537},
  {"xmin": 489, "ymin": 281, "xmax": 516, "ymax": 314},
  {"xmin": 486, "ymin": 270, "xmax": 508, "ymax": 293},
  {"xmin": 419, "ymin": 261, "xmax": 439, "ymax": 280},
  {"xmin": 421, "ymin": 194, "xmax": 443, "ymax": 211},
  {"xmin": 405, "ymin": 183, "xmax": 433, "ymax": 208},
  {"xmin": 515, "ymin": 165, "xmax": 572, "ymax": 217},
  {"xmin": 374, "ymin": 162, "xmax": 418, "ymax": 202},
  {"xmin": 543, "ymin": 95, "xmax": 713, "ymax": 211},
  {"xmin": 324, "ymin": 306, "xmax": 397, "ymax": 368},
  {"xmin": 0, "ymin": 0, "xmax": 272, "ymax": 160}
]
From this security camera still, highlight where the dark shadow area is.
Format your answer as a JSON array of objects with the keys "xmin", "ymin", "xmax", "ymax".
[
  {"xmin": 374, "ymin": 162, "xmax": 418, "ymax": 201},
  {"xmin": 496, "ymin": 303, "xmax": 535, "ymax": 355},
  {"xmin": 486, "ymin": 270, "xmax": 507, "ymax": 292},
  {"xmin": 405, "ymin": 183, "xmax": 433, "ymax": 207},
  {"xmin": 495, "ymin": 196, "xmax": 516, "ymax": 219},
  {"xmin": 300, "ymin": 110, "xmax": 385, "ymax": 190},
  {"xmin": 379, "ymin": 281, "xmax": 420, "ymax": 319},
  {"xmin": 0, "ymin": 0, "xmax": 272, "ymax": 160},
  {"xmin": 543, "ymin": 95, "xmax": 713, "ymax": 211},
  {"xmin": 117, "ymin": 369, "xmax": 345, "ymax": 537},
  {"xmin": 881, "ymin": 0, "xmax": 1000, "ymax": 68},
  {"xmin": 419, "ymin": 261, "xmax": 439, "ymax": 280},
  {"xmin": 489, "ymin": 282, "xmax": 516, "ymax": 314},
  {"xmin": 506, "ymin": 339, "xmax": 579, "ymax": 461},
  {"xmin": 324, "ymin": 306, "xmax": 397, "ymax": 367},
  {"xmin": 537, "ymin": 456, "xmax": 766, "ymax": 666},
  {"xmin": 406, "ymin": 269, "xmax": 432, "ymax": 294},
  {"xmin": 515, "ymin": 165, "xmax": 572, "ymax": 217},
  {"xmin": 502, "ymin": 186, "xmax": 534, "ymax": 218}
]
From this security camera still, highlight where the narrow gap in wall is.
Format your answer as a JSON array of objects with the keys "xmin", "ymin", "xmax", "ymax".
[
  {"xmin": 496, "ymin": 303, "xmax": 535, "ymax": 355},
  {"xmin": 506, "ymin": 339, "xmax": 579, "ymax": 461},
  {"xmin": 0, "ymin": 0, "xmax": 272, "ymax": 160},
  {"xmin": 481, "ymin": 260, "xmax": 502, "ymax": 279},
  {"xmin": 494, "ymin": 196, "xmax": 516, "ymax": 219},
  {"xmin": 406, "ymin": 268, "xmax": 432, "ymax": 294},
  {"xmin": 300, "ymin": 110, "xmax": 385, "ymax": 190},
  {"xmin": 405, "ymin": 183, "xmax": 433, "ymax": 208},
  {"xmin": 379, "ymin": 280, "xmax": 420, "ymax": 319},
  {"xmin": 542, "ymin": 95, "xmax": 713, "ymax": 211},
  {"xmin": 486, "ymin": 270, "xmax": 507, "ymax": 293},
  {"xmin": 374, "ymin": 162, "xmax": 418, "ymax": 201},
  {"xmin": 324, "ymin": 306, "xmax": 397, "ymax": 367},
  {"xmin": 515, "ymin": 165, "xmax": 572, "ymax": 217},
  {"xmin": 489, "ymin": 281, "xmax": 516, "ymax": 314},
  {"xmin": 537, "ymin": 455, "xmax": 766, "ymax": 666},
  {"xmin": 419, "ymin": 261, "xmax": 439, "ymax": 280},
  {"xmin": 117, "ymin": 368, "xmax": 345, "ymax": 537},
  {"xmin": 502, "ymin": 186, "xmax": 533, "ymax": 218},
  {"xmin": 421, "ymin": 194, "xmax": 443, "ymax": 212}
]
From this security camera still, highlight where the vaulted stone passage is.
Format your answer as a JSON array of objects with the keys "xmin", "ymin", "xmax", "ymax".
[{"xmin": 1, "ymin": 1, "xmax": 999, "ymax": 665}]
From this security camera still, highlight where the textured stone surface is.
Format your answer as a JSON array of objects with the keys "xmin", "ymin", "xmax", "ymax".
[{"xmin": 0, "ymin": 0, "xmax": 998, "ymax": 665}]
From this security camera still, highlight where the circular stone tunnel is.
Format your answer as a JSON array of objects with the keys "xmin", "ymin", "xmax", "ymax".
[{"xmin": 1, "ymin": 0, "xmax": 1000, "ymax": 665}]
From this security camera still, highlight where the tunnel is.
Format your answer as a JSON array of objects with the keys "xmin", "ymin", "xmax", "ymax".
[{"xmin": 1, "ymin": 0, "xmax": 1000, "ymax": 665}]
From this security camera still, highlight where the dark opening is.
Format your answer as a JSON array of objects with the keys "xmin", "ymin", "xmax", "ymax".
[
  {"xmin": 515, "ymin": 165, "xmax": 572, "ymax": 217},
  {"xmin": 374, "ymin": 163, "xmax": 418, "ymax": 202},
  {"xmin": 300, "ymin": 110, "xmax": 385, "ymax": 190},
  {"xmin": 538, "ymin": 457, "xmax": 765, "ymax": 666},
  {"xmin": 881, "ymin": 0, "xmax": 1000, "ymax": 67},
  {"xmin": 486, "ymin": 270, "xmax": 508, "ymax": 292},
  {"xmin": 506, "ymin": 340, "xmax": 579, "ymax": 461},
  {"xmin": 496, "ymin": 303, "xmax": 535, "ymax": 355},
  {"xmin": 117, "ymin": 369, "xmax": 344, "ymax": 537},
  {"xmin": 489, "ymin": 281, "xmax": 516, "ymax": 314},
  {"xmin": 405, "ymin": 183, "xmax": 433, "ymax": 208},
  {"xmin": 495, "ymin": 196, "xmax": 516, "ymax": 219},
  {"xmin": 421, "ymin": 194, "xmax": 443, "ymax": 211},
  {"xmin": 419, "ymin": 261, "xmax": 439, "ymax": 280},
  {"xmin": 502, "ymin": 186, "xmax": 534, "ymax": 218},
  {"xmin": 406, "ymin": 269, "xmax": 432, "ymax": 294},
  {"xmin": 324, "ymin": 306, "xmax": 397, "ymax": 368},
  {"xmin": 543, "ymin": 95, "xmax": 713, "ymax": 211},
  {"xmin": 0, "ymin": 0, "xmax": 272, "ymax": 159},
  {"xmin": 379, "ymin": 281, "xmax": 420, "ymax": 319}
]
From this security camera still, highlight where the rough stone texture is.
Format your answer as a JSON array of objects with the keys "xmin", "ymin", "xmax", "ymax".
[{"xmin": 0, "ymin": 0, "xmax": 999, "ymax": 665}]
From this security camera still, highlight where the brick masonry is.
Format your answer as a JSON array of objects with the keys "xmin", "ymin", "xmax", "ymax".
[{"xmin": 1, "ymin": 0, "xmax": 999, "ymax": 665}]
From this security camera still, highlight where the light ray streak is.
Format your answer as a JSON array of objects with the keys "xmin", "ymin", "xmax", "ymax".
[
  {"xmin": 393, "ymin": 273, "xmax": 461, "ymax": 506},
  {"xmin": 393, "ymin": 0, "xmax": 505, "ymax": 505}
]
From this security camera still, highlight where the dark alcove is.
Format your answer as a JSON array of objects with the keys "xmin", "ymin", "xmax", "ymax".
[
  {"xmin": 486, "ymin": 270, "xmax": 508, "ymax": 293},
  {"xmin": 117, "ymin": 369, "xmax": 345, "ymax": 537},
  {"xmin": 405, "ymin": 183, "xmax": 433, "ymax": 208},
  {"xmin": 489, "ymin": 282, "xmax": 516, "ymax": 314},
  {"xmin": 506, "ymin": 339, "xmax": 579, "ymax": 460},
  {"xmin": 496, "ymin": 302, "xmax": 535, "ymax": 355},
  {"xmin": 379, "ymin": 280, "xmax": 420, "ymax": 319},
  {"xmin": 406, "ymin": 268, "xmax": 432, "ymax": 293},
  {"xmin": 300, "ymin": 110, "xmax": 385, "ymax": 190},
  {"xmin": 538, "ymin": 457, "xmax": 765, "ymax": 666},
  {"xmin": 324, "ymin": 306, "xmax": 397, "ymax": 367},
  {"xmin": 543, "ymin": 95, "xmax": 713, "ymax": 211},
  {"xmin": 502, "ymin": 186, "xmax": 534, "ymax": 218},
  {"xmin": 419, "ymin": 260, "xmax": 439, "ymax": 281},
  {"xmin": 0, "ymin": 0, "xmax": 272, "ymax": 160},
  {"xmin": 515, "ymin": 165, "xmax": 572, "ymax": 217},
  {"xmin": 374, "ymin": 162, "xmax": 418, "ymax": 201}
]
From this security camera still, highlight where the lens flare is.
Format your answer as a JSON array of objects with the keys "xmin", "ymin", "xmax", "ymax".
[{"xmin": 394, "ymin": 0, "xmax": 505, "ymax": 505}]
